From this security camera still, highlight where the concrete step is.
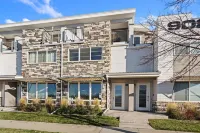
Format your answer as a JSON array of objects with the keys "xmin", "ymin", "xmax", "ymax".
[{"xmin": 119, "ymin": 122, "xmax": 153, "ymax": 129}]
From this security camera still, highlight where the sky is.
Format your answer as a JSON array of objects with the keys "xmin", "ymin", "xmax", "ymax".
[{"xmin": 1, "ymin": 0, "xmax": 200, "ymax": 24}]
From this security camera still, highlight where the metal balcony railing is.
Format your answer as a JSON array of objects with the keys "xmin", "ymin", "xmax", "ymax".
[
  {"xmin": 0, "ymin": 41, "xmax": 21, "ymax": 52},
  {"xmin": 42, "ymin": 29, "xmax": 61, "ymax": 44},
  {"xmin": 63, "ymin": 28, "xmax": 84, "ymax": 43}
]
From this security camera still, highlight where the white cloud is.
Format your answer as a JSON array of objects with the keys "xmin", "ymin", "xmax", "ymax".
[
  {"xmin": 23, "ymin": 18, "xmax": 30, "ymax": 22},
  {"xmin": 18, "ymin": 0, "xmax": 62, "ymax": 18},
  {"xmin": 138, "ymin": 15, "xmax": 157, "ymax": 24},
  {"xmin": 5, "ymin": 19, "xmax": 16, "ymax": 24}
]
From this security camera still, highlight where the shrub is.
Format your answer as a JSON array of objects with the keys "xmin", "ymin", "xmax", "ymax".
[
  {"xmin": 32, "ymin": 99, "xmax": 41, "ymax": 112},
  {"xmin": 45, "ymin": 97, "xmax": 55, "ymax": 113},
  {"xmin": 92, "ymin": 99, "xmax": 100, "ymax": 106},
  {"xmin": 166, "ymin": 103, "xmax": 181, "ymax": 119},
  {"xmin": 19, "ymin": 98, "xmax": 27, "ymax": 111},
  {"xmin": 75, "ymin": 98, "xmax": 84, "ymax": 106},
  {"xmin": 25, "ymin": 104, "xmax": 36, "ymax": 112},
  {"xmin": 59, "ymin": 98, "xmax": 68, "ymax": 114},
  {"xmin": 182, "ymin": 103, "xmax": 197, "ymax": 120}
]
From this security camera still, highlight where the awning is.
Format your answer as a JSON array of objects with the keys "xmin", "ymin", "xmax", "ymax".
[
  {"xmin": 107, "ymin": 72, "xmax": 160, "ymax": 78},
  {"xmin": 59, "ymin": 76, "xmax": 105, "ymax": 82},
  {"xmin": 172, "ymin": 76, "xmax": 200, "ymax": 81},
  {"xmin": 16, "ymin": 78, "xmax": 57, "ymax": 83}
]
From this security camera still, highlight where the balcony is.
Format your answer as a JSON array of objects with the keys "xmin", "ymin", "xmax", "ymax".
[
  {"xmin": 63, "ymin": 27, "xmax": 84, "ymax": 43},
  {"xmin": 0, "ymin": 40, "xmax": 22, "ymax": 53},
  {"xmin": 112, "ymin": 28, "xmax": 128, "ymax": 45},
  {"xmin": 42, "ymin": 27, "xmax": 84, "ymax": 44}
]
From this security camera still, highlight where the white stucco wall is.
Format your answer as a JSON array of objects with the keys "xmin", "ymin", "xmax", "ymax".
[
  {"xmin": 0, "ymin": 52, "xmax": 22, "ymax": 76},
  {"xmin": 111, "ymin": 45, "xmax": 154, "ymax": 73}
]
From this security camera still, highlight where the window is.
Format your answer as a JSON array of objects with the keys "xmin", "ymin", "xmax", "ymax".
[
  {"xmin": 189, "ymin": 82, "xmax": 200, "ymax": 101},
  {"xmin": 190, "ymin": 43, "xmax": 200, "ymax": 54},
  {"xmin": 28, "ymin": 83, "xmax": 36, "ymax": 99},
  {"xmin": 48, "ymin": 51, "xmax": 56, "ymax": 62},
  {"xmin": 134, "ymin": 36, "xmax": 141, "ymax": 45},
  {"xmin": 80, "ymin": 48, "xmax": 90, "ymax": 61},
  {"xmin": 112, "ymin": 29, "xmax": 128, "ymax": 43},
  {"xmin": 69, "ymin": 49, "xmax": 79, "ymax": 61},
  {"xmin": 37, "ymin": 83, "xmax": 46, "ymax": 99},
  {"xmin": 28, "ymin": 51, "xmax": 56, "ymax": 63},
  {"xmin": 69, "ymin": 47, "xmax": 102, "ymax": 61},
  {"xmin": 175, "ymin": 45, "xmax": 190, "ymax": 55},
  {"xmin": 38, "ymin": 51, "xmax": 46, "ymax": 63},
  {"xmin": 174, "ymin": 82, "xmax": 189, "ymax": 101},
  {"xmin": 48, "ymin": 83, "xmax": 56, "ymax": 99},
  {"xmin": 69, "ymin": 83, "xmax": 78, "ymax": 99},
  {"xmin": 80, "ymin": 83, "xmax": 89, "ymax": 100},
  {"xmin": 29, "ymin": 52, "xmax": 37, "ymax": 63},
  {"xmin": 91, "ymin": 47, "xmax": 102, "ymax": 60},
  {"xmin": 91, "ymin": 83, "xmax": 101, "ymax": 99}
]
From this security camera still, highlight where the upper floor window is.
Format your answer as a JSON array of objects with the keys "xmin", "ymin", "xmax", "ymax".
[
  {"xmin": 174, "ymin": 43, "xmax": 200, "ymax": 55},
  {"xmin": 28, "ymin": 51, "xmax": 56, "ymax": 64},
  {"xmin": 112, "ymin": 29, "xmax": 128, "ymax": 43},
  {"xmin": 134, "ymin": 36, "xmax": 141, "ymax": 45},
  {"xmin": 69, "ymin": 47, "xmax": 102, "ymax": 61}
]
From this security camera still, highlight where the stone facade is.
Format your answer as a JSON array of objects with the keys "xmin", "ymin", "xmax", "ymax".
[
  {"xmin": 62, "ymin": 21, "xmax": 111, "ymax": 77},
  {"xmin": 152, "ymin": 101, "xmax": 200, "ymax": 113},
  {"xmin": 22, "ymin": 29, "xmax": 61, "ymax": 79}
]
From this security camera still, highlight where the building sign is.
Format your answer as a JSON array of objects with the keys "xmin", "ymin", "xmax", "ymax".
[{"xmin": 168, "ymin": 19, "xmax": 200, "ymax": 30}]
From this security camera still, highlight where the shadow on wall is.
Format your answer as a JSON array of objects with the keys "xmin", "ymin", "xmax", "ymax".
[
  {"xmin": 126, "ymin": 46, "xmax": 154, "ymax": 73},
  {"xmin": 157, "ymin": 81, "xmax": 174, "ymax": 101},
  {"xmin": 4, "ymin": 82, "xmax": 17, "ymax": 106}
]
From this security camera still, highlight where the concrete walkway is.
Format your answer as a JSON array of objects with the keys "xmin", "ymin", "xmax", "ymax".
[
  {"xmin": 0, "ymin": 120, "xmax": 193, "ymax": 133},
  {"xmin": 105, "ymin": 110, "xmax": 168, "ymax": 129}
]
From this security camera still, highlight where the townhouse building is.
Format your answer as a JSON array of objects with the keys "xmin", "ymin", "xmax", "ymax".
[{"xmin": 0, "ymin": 9, "xmax": 198, "ymax": 112}]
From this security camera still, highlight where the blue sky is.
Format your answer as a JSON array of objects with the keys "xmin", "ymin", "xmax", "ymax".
[{"xmin": 1, "ymin": 0, "xmax": 200, "ymax": 24}]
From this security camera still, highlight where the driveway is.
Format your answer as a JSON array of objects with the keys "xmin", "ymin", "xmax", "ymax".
[{"xmin": 104, "ymin": 110, "xmax": 168, "ymax": 129}]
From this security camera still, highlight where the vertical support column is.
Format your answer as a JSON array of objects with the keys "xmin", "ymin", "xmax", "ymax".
[
  {"xmin": 153, "ymin": 80, "xmax": 157, "ymax": 101},
  {"xmin": 128, "ymin": 19, "xmax": 134, "ymax": 46},
  {"xmin": 128, "ymin": 83, "xmax": 134, "ymax": 111}
]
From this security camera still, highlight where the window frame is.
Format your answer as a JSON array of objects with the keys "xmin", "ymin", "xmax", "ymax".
[
  {"xmin": 173, "ymin": 81, "xmax": 200, "ymax": 102},
  {"xmin": 26, "ymin": 82, "xmax": 57, "ymax": 100},
  {"xmin": 68, "ymin": 47, "xmax": 103, "ymax": 62},
  {"xmin": 68, "ymin": 82, "xmax": 102, "ymax": 105},
  {"xmin": 134, "ymin": 35, "xmax": 142, "ymax": 45},
  {"xmin": 28, "ymin": 50, "xmax": 57, "ymax": 64},
  {"xmin": 111, "ymin": 28, "xmax": 128, "ymax": 43}
]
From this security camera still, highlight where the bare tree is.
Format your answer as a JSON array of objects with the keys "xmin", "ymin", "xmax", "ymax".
[{"xmin": 141, "ymin": 0, "xmax": 200, "ymax": 81}]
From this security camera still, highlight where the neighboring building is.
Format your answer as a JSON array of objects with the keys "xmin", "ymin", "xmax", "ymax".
[{"xmin": 0, "ymin": 9, "xmax": 198, "ymax": 112}]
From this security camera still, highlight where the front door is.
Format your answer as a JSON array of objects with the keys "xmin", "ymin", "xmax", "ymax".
[
  {"xmin": 136, "ymin": 83, "xmax": 150, "ymax": 111},
  {"xmin": 112, "ymin": 83, "xmax": 125, "ymax": 110}
]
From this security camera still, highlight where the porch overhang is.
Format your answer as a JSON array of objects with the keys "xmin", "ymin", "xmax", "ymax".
[
  {"xmin": 59, "ymin": 76, "xmax": 105, "ymax": 82},
  {"xmin": 16, "ymin": 77, "xmax": 57, "ymax": 83},
  {"xmin": 0, "ymin": 75, "xmax": 23, "ymax": 80},
  {"xmin": 107, "ymin": 72, "xmax": 160, "ymax": 78}
]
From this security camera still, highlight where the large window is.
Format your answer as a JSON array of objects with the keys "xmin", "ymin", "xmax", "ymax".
[
  {"xmin": 80, "ymin": 48, "xmax": 90, "ymax": 61},
  {"xmin": 174, "ymin": 43, "xmax": 200, "ymax": 55},
  {"xmin": 48, "ymin": 83, "xmax": 57, "ymax": 99},
  {"xmin": 91, "ymin": 83, "xmax": 101, "ymax": 99},
  {"xmin": 69, "ymin": 82, "xmax": 102, "ymax": 102},
  {"xmin": 174, "ymin": 82, "xmax": 189, "ymax": 101},
  {"xmin": 174, "ymin": 81, "xmax": 200, "ymax": 101},
  {"xmin": 175, "ymin": 45, "xmax": 190, "ymax": 55},
  {"xmin": 37, "ymin": 83, "xmax": 46, "ymax": 99},
  {"xmin": 29, "ymin": 52, "xmax": 37, "ymax": 64},
  {"xmin": 28, "ymin": 51, "xmax": 56, "ymax": 63},
  {"xmin": 38, "ymin": 51, "xmax": 46, "ymax": 63},
  {"xmin": 112, "ymin": 29, "xmax": 128, "ymax": 43},
  {"xmin": 27, "ymin": 83, "xmax": 56, "ymax": 100},
  {"xmin": 69, "ymin": 83, "xmax": 78, "ymax": 99},
  {"xmin": 69, "ymin": 47, "xmax": 102, "ymax": 61},
  {"xmin": 69, "ymin": 49, "xmax": 79, "ymax": 61},
  {"xmin": 80, "ymin": 83, "xmax": 89, "ymax": 99},
  {"xmin": 48, "ymin": 51, "xmax": 56, "ymax": 62},
  {"xmin": 91, "ymin": 47, "xmax": 102, "ymax": 60},
  {"xmin": 28, "ymin": 83, "xmax": 36, "ymax": 99}
]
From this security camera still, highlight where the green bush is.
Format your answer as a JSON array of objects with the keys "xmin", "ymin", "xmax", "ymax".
[
  {"xmin": 32, "ymin": 99, "xmax": 42, "ymax": 112},
  {"xmin": 45, "ymin": 98, "xmax": 55, "ymax": 113},
  {"xmin": 166, "ymin": 102, "xmax": 199, "ymax": 120},
  {"xmin": 25, "ymin": 104, "xmax": 37, "ymax": 112}
]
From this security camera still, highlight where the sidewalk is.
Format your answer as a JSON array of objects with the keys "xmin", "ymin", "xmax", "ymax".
[{"xmin": 0, "ymin": 120, "xmax": 194, "ymax": 133}]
